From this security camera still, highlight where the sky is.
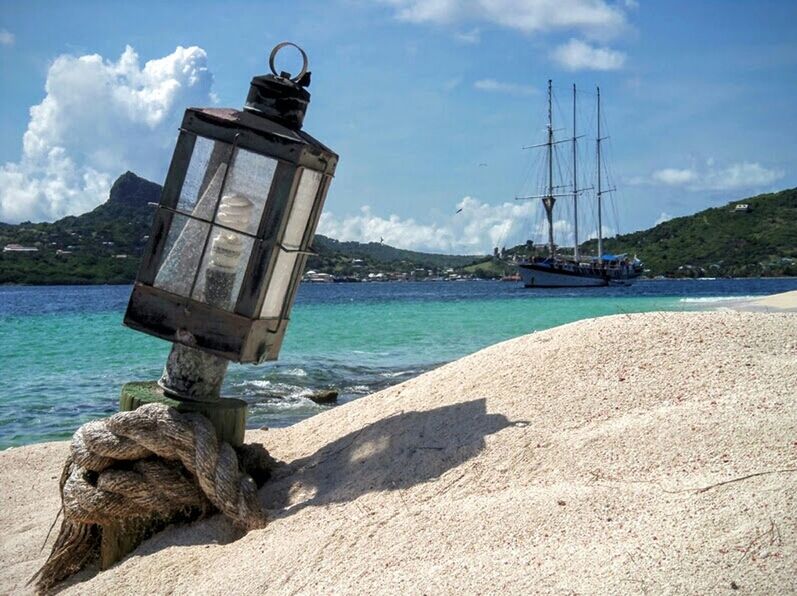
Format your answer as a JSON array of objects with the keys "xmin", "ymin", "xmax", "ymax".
[{"xmin": 1, "ymin": 0, "xmax": 795, "ymax": 254}]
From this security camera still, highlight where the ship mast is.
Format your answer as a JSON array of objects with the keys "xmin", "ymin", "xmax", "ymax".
[
  {"xmin": 596, "ymin": 85, "xmax": 603, "ymax": 260},
  {"xmin": 572, "ymin": 84, "xmax": 579, "ymax": 261},
  {"xmin": 543, "ymin": 79, "xmax": 556, "ymax": 258}
]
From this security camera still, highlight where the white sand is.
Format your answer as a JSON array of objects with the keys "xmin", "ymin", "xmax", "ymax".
[
  {"xmin": 735, "ymin": 289, "xmax": 797, "ymax": 312},
  {"xmin": 1, "ymin": 311, "xmax": 796, "ymax": 594}
]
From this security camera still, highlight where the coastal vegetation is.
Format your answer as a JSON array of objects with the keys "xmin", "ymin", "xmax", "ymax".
[
  {"xmin": 580, "ymin": 188, "xmax": 797, "ymax": 278},
  {"xmin": 0, "ymin": 172, "xmax": 481, "ymax": 284},
  {"xmin": 496, "ymin": 187, "xmax": 797, "ymax": 278},
  {"xmin": 1, "ymin": 172, "xmax": 795, "ymax": 284}
]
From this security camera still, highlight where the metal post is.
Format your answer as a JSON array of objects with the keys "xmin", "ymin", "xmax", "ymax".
[
  {"xmin": 573, "ymin": 83, "xmax": 579, "ymax": 261},
  {"xmin": 545, "ymin": 79, "xmax": 556, "ymax": 258},
  {"xmin": 597, "ymin": 86, "xmax": 603, "ymax": 260}
]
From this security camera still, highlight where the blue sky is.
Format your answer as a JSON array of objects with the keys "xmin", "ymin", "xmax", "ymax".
[{"xmin": 1, "ymin": 0, "xmax": 795, "ymax": 253}]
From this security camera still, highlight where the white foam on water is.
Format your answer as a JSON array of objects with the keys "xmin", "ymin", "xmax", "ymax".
[
  {"xmin": 344, "ymin": 385, "xmax": 371, "ymax": 393},
  {"xmin": 282, "ymin": 368, "xmax": 307, "ymax": 377},
  {"xmin": 250, "ymin": 398, "xmax": 322, "ymax": 412},
  {"xmin": 678, "ymin": 296, "xmax": 756, "ymax": 303},
  {"xmin": 237, "ymin": 379, "xmax": 310, "ymax": 398},
  {"xmin": 380, "ymin": 370, "xmax": 418, "ymax": 378}
]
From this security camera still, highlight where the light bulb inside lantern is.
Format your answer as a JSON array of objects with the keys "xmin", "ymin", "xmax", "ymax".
[
  {"xmin": 210, "ymin": 194, "xmax": 254, "ymax": 271},
  {"xmin": 203, "ymin": 194, "xmax": 254, "ymax": 309}
]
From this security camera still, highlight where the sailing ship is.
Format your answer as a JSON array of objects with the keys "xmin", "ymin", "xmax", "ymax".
[{"xmin": 515, "ymin": 81, "xmax": 642, "ymax": 288}]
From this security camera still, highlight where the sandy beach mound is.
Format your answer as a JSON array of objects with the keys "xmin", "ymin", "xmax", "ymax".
[
  {"xmin": 735, "ymin": 289, "xmax": 797, "ymax": 312},
  {"xmin": 2, "ymin": 311, "xmax": 796, "ymax": 594}
]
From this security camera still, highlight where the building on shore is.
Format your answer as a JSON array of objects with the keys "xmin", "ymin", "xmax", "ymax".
[{"xmin": 3, "ymin": 243, "xmax": 39, "ymax": 253}]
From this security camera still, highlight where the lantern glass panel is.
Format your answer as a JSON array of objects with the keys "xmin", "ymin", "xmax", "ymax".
[
  {"xmin": 177, "ymin": 136, "xmax": 231, "ymax": 219},
  {"xmin": 283, "ymin": 169, "xmax": 322, "ymax": 250},
  {"xmin": 153, "ymin": 214, "xmax": 211, "ymax": 297},
  {"xmin": 191, "ymin": 225, "xmax": 255, "ymax": 311},
  {"xmin": 215, "ymin": 147, "xmax": 278, "ymax": 235},
  {"xmin": 259, "ymin": 249, "xmax": 299, "ymax": 319}
]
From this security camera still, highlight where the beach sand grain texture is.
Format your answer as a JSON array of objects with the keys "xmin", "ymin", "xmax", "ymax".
[{"xmin": 1, "ymin": 311, "xmax": 795, "ymax": 595}]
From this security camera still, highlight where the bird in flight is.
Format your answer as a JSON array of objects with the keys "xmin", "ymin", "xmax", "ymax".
[
  {"xmin": 455, "ymin": 208, "xmax": 463, "ymax": 214},
  {"xmin": 478, "ymin": 163, "xmax": 487, "ymax": 167},
  {"xmin": 379, "ymin": 236, "xmax": 384, "ymax": 243}
]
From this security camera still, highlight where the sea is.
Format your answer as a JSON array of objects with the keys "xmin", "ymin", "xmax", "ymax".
[{"xmin": 1, "ymin": 277, "xmax": 796, "ymax": 449}]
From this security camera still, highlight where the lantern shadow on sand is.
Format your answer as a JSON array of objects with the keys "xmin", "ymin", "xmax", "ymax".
[{"xmin": 128, "ymin": 399, "xmax": 514, "ymax": 555}]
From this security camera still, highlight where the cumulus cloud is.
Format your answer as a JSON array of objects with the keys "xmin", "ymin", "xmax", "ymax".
[
  {"xmin": 474, "ymin": 78, "xmax": 537, "ymax": 96},
  {"xmin": 317, "ymin": 195, "xmax": 623, "ymax": 253},
  {"xmin": 0, "ymin": 29, "xmax": 14, "ymax": 46},
  {"xmin": 551, "ymin": 38, "xmax": 626, "ymax": 71},
  {"xmin": 655, "ymin": 212, "xmax": 673, "ymax": 225},
  {"xmin": 380, "ymin": 0, "xmax": 628, "ymax": 39},
  {"xmin": 649, "ymin": 161, "xmax": 784, "ymax": 191},
  {"xmin": 318, "ymin": 196, "xmax": 547, "ymax": 253},
  {"xmin": 0, "ymin": 45, "xmax": 214, "ymax": 223}
]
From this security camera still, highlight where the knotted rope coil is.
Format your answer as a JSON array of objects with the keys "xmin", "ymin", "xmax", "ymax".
[{"xmin": 33, "ymin": 403, "xmax": 274, "ymax": 592}]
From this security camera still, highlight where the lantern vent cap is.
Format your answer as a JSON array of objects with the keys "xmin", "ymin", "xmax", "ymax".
[{"xmin": 244, "ymin": 42, "xmax": 312, "ymax": 131}]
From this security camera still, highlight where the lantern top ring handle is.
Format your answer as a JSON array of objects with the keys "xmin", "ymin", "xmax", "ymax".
[{"xmin": 269, "ymin": 42, "xmax": 309, "ymax": 83}]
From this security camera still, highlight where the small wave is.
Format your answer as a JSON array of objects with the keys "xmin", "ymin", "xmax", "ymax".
[
  {"xmin": 249, "ymin": 398, "xmax": 323, "ymax": 413},
  {"xmin": 281, "ymin": 368, "xmax": 307, "ymax": 377},
  {"xmin": 678, "ymin": 296, "xmax": 756, "ymax": 303},
  {"xmin": 237, "ymin": 379, "xmax": 310, "ymax": 399},
  {"xmin": 380, "ymin": 370, "xmax": 418, "ymax": 378},
  {"xmin": 242, "ymin": 379, "xmax": 268, "ymax": 388},
  {"xmin": 344, "ymin": 384, "xmax": 371, "ymax": 393}
]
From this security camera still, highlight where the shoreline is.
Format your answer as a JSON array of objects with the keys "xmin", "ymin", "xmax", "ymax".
[
  {"xmin": 2, "ymin": 275, "xmax": 797, "ymax": 288},
  {"xmin": 1, "ymin": 286, "xmax": 794, "ymax": 452},
  {"xmin": 1, "ymin": 307, "xmax": 795, "ymax": 594},
  {"xmin": 717, "ymin": 289, "xmax": 797, "ymax": 312}
]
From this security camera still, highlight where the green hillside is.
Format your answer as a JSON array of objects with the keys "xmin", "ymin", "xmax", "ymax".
[
  {"xmin": 308, "ymin": 236, "xmax": 478, "ymax": 276},
  {"xmin": 498, "ymin": 187, "xmax": 796, "ymax": 278},
  {"xmin": 581, "ymin": 188, "xmax": 797, "ymax": 277},
  {"xmin": 0, "ymin": 172, "xmax": 158, "ymax": 284},
  {"xmin": 3, "ymin": 173, "xmax": 794, "ymax": 284},
  {"xmin": 0, "ymin": 172, "xmax": 483, "ymax": 285}
]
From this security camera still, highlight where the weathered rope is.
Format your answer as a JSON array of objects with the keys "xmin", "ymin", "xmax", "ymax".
[{"xmin": 32, "ymin": 403, "xmax": 274, "ymax": 592}]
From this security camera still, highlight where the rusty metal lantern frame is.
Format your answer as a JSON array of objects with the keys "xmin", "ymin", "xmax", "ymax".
[{"xmin": 124, "ymin": 45, "xmax": 338, "ymax": 364}]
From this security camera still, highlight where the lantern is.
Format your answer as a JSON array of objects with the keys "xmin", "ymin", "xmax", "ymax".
[{"xmin": 124, "ymin": 43, "xmax": 337, "ymax": 400}]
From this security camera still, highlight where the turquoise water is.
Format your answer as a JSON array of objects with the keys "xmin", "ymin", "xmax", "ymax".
[{"xmin": 2, "ymin": 278, "xmax": 795, "ymax": 448}]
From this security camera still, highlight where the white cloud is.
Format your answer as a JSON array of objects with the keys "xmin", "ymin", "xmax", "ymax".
[
  {"xmin": 0, "ymin": 45, "xmax": 214, "ymax": 223},
  {"xmin": 698, "ymin": 162, "xmax": 784, "ymax": 191},
  {"xmin": 474, "ymin": 78, "xmax": 537, "ymax": 96},
  {"xmin": 318, "ymin": 196, "xmax": 546, "ymax": 253},
  {"xmin": 317, "ymin": 195, "xmax": 624, "ymax": 253},
  {"xmin": 551, "ymin": 38, "xmax": 626, "ymax": 71},
  {"xmin": 380, "ymin": 0, "xmax": 628, "ymax": 39},
  {"xmin": 454, "ymin": 28, "xmax": 481, "ymax": 44},
  {"xmin": 532, "ymin": 218, "xmax": 574, "ymax": 245},
  {"xmin": 651, "ymin": 168, "xmax": 696, "ymax": 186},
  {"xmin": 584, "ymin": 224, "xmax": 616, "ymax": 242},
  {"xmin": 655, "ymin": 212, "xmax": 673, "ymax": 225},
  {"xmin": 0, "ymin": 29, "xmax": 14, "ymax": 46},
  {"xmin": 649, "ymin": 161, "xmax": 784, "ymax": 191}
]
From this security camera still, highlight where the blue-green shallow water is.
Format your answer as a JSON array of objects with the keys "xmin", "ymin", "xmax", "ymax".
[{"xmin": 2, "ymin": 278, "xmax": 796, "ymax": 448}]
